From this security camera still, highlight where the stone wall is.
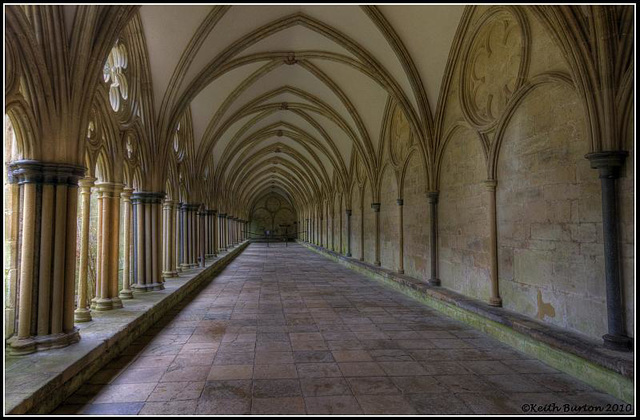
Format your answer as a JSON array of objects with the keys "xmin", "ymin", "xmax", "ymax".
[
  {"xmin": 380, "ymin": 166, "xmax": 399, "ymax": 270},
  {"xmin": 363, "ymin": 181, "xmax": 376, "ymax": 264},
  {"xmin": 350, "ymin": 184, "xmax": 362, "ymax": 259},
  {"xmin": 438, "ymin": 126, "xmax": 491, "ymax": 301},
  {"xmin": 403, "ymin": 152, "xmax": 430, "ymax": 281}
]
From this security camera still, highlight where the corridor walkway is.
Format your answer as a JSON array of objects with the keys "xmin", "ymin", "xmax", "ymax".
[{"xmin": 53, "ymin": 243, "xmax": 627, "ymax": 415}]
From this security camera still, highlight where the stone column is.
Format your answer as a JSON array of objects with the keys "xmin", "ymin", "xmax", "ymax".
[
  {"xmin": 162, "ymin": 200, "xmax": 179, "ymax": 278},
  {"xmin": 346, "ymin": 210, "xmax": 352, "ymax": 257},
  {"xmin": 359, "ymin": 193, "xmax": 364, "ymax": 261},
  {"xmin": 372, "ymin": 203, "xmax": 381, "ymax": 266},
  {"xmin": 170, "ymin": 202, "xmax": 179, "ymax": 275},
  {"xmin": 179, "ymin": 203, "xmax": 187, "ymax": 269},
  {"xmin": 199, "ymin": 209, "xmax": 206, "ymax": 267},
  {"xmin": 94, "ymin": 182, "xmax": 124, "ymax": 311},
  {"xmin": 331, "ymin": 209, "xmax": 335, "ymax": 251},
  {"xmin": 339, "ymin": 204, "xmax": 343, "ymax": 253},
  {"xmin": 427, "ymin": 192, "xmax": 440, "ymax": 286},
  {"xmin": 75, "ymin": 177, "xmax": 96, "ymax": 322},
  {"xmin": 119, "ymin": 187, "xmax": 134, "ymax": 299},
  {"xmin": 212, "ymin": 210, "xmax": 219, "ymax": 256},
  {"xmin": 132, "ymin": 192, "xmax": 165, "ymax": 291},
  {"xmin": 586, "ymin": 151, "xmax": 631, "ymax": 351},
  {"xmin": 484, "ymin": 181, "xmax": 502, "ymax": 307},
  {"xmin": 7, "ymin": 161, "xmax": 83, "ymax": 355},
  {"xmin": 397, "ymin": 199, "xmax": 404, "ymax": 274},
  {"xmin": 5, "ymin": 181, "xmax": 20, "ymax": 336},
  {"xmin": 219, "ymin": 213, "xmax": 226, "ymax": 251}
]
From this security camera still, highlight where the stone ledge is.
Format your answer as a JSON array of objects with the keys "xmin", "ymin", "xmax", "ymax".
[
  {"xmin": 4, "ymin": 242, "xmax": 249, "ymax": 415},
  {"xmin": 299, "ymin": 241, "xmax": 634, "ymax": 403}
]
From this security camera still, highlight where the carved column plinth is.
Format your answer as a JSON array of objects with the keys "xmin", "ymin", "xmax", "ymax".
[
  {"xmin": 132, "ymin": 192, "xmax": 165, "ymax": 292},
  {"xmin": 586, "ymin": 151, "xmax": 631, "ymax": 352},
  {"xmin": 427, "ymin": 192, "xmax": 441, "ymax": 287},
  {"xmin": 372, "ymin": 203, "xmax": 381, "ymax": 266},
  {"xmin": 6, "ymin": 161, "xmax": 84, "ymax": 355}
]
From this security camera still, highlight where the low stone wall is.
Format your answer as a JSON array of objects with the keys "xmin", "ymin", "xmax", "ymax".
[
  {"xmin": 5, "ymin": 242, "xmax": 249, "ymax": 415},
  {"xmin": 299, "ymin": 240, "xmax": 634, "ymax": 404}
]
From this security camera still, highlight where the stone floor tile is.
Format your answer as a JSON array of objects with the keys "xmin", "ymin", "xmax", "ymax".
[
  {"xmin": 196, "ymin": 397, "xmax": 251, "ymax": 414},
  {"xmin": 111, "ymin": 367, "xmax": 166, "ymax": 384},
  {"xmin": 253, "ymin": 364, "xmax": 298, "ymax": 379},
  {"xmin": 406, "ymin": 393, "xmax": 474, "ymax": 414},
  {"xmin": 80, "ymin": 402, "xmax": 145, "ymax": 415},
  {"xmin": 139, "ymin": 400, "xmax": 198, "ymax": 415},
  {"xmin": 347, "ymin": 376, "xmax": 400, "ymax": 395},
  {"xmin": 252, "ymin": 379, "xmax": 302, "ymax": 398},
  {"xmin": 161, "ymin": 365, "xmax": 210, "ymax": 382},
  {"xmin": 378, "ymin": 361, "xmax": 428, "ymax": 376},
  {"xmin": 201, "ymin": 380, "xmax": 252, "ymax": 400},
  {"xmin": 356, "ymin": 395, "xmax": 417, "ymax": 414},
  {"xmin": 300, "ymin": 377, "xmax": 352, "ymax": 397},
  {"xmin": 254, "ymin": 351, "xmax": 294, "ymax": 365},
  {"xmin": 304, "ymin": 396, "xmax": 363, "ymax": 414},
  {"xmin": 293, "ymin": 350, "xmax": 335, "ymax": 363},
  {"xmin": 390, "ymin": 376, "xmax": 445, "ymax": 394},
  {"xmin": 251, "ymin": 397, "xmax": 306, "ymax": 414},
  {"xmin": 339, "ymin": 362, "xmax": 386, "ymax": 377},
  {"xmin": 92, "ymin": 383, "xmax": 157, "ymax": 403},
  {"xmin": 456, "ymin": 391, "xmax": 523, "ymax": 414},
  {"xmin": 146, "ymin": 381, "xmax": 205, "ymax": 402},
  {"xmin": 296, "ymin": 362, "xmax": 343, "ymax": 378},
  {"xmin": 482, "ymin": 374, "xmax": 551, "ymax": 393},
  {"xmin": 207, "ymin": 364, "xmax": 253, "ymax": 380}
]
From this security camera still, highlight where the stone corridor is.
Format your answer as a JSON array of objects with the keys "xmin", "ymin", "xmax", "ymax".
[{"xmin": 49, "ymin": 243, "xmax": 628, "ymax": 415}]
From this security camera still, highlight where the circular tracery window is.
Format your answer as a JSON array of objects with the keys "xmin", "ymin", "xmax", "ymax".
[{"xmin": 103, "ymin": 41, "xmax": 129, "ymax": 112}]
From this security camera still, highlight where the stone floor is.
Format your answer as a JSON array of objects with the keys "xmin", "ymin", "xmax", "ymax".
[{"xmin": 53, "ymin": 243, "xmax": 631, "ymax": 415}]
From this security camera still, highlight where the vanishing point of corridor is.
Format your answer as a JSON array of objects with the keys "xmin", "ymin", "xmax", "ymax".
[{"xmin": 53, "ymin": 243, "xmax": 625, "ymax": 415}]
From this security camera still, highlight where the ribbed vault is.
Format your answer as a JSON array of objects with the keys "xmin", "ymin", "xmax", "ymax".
[{"xmin": 133, "ymin": 5, "xmax": 464, "ymax": 218}]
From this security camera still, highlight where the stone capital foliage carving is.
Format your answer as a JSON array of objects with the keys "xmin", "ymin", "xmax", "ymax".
[
  {"xmin": 132, "ymin": 191, "xmax": 165, "ymax": 204},
  {"xmin": 459, "ymin": 6, "xmax": 530, "ymax": 133}
]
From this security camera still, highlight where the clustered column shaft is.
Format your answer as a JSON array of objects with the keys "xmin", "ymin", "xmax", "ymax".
[
  {"xmin": 7, "ymin": 161, "xmax": 84, "ymax": 355},
  {"xmin": 75, "ymin": 177, "xmax": 96, "ymax": 322},
  {"xmin": 132, "ymin": 192, "xmax": 165, "ymax": 291},
  {"xmin": 119, "ymin": 187, "xmax": 134, "ymax": 299},
  {"xmin": 397, "ymin": 199, "xmax": 404, "ymax": 274}
]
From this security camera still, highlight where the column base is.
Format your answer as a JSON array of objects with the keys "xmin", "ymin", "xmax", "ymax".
[
  {"xmin": 150, "ymin": 282, "xmax": 165, "ymax": 291},
  {"xmin": 7, "ymin": 328, "xmax": 81, "ymax": 356},
  {"xmin": 603, "ymin": 334, "xmax": 632, "ymax": 352},
  {"xmin": 162, "ymin": 271, "xmax": 179, "ymax": 278},
  {"xmin": 397, "ymin": 269, "xmax": 404, "ymax": 274},
  {"xmin": 94, "ymin": 298, "xmax": 114, "ymax": 311},
  {"xmin": 427, "ymin": 278, "xmax": 441, "ymax": 286},
  {"xmin": 374, "ymin": 261, "xmax": 381, "ymax": 266},
  {"xmin": 119, "ymin": 289, "xmax": 134, "ymax": 299},
  {"xmin": 489, "ymin": 297, "xmax": 503, "ymax": 307},
  {"xmin": 346, "ymin": 253, "xmax": 352, "ymax": 257},
  {"xmin": 112, "ymin": 297, "xmax": 123, "ymax": 309},
  {"xmin": 132, "ymin": 283, "xmax": 155, "ymax": 292},
  {"xmin": 74, "ymin": 308, "xmax": 92, "ymax": 323}
]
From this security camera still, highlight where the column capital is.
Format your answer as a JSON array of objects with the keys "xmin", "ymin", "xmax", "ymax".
[
  {"xmin": 132, "ymin": 191, "xmax": 165, "ymax": 204},
  {"xmin": 78, "ymin": 176, "xmax": 97, "ymax": 189},
  {"xmin": 8, "ymin": 160, "xmax": 86, "ymax": 185},
  {"xmin": 585, "ymin": 151, "xmax": 629, "ymax": 178},
  {"xmin": 121, "ymin": 186, "xmax": 134, "ymax": 200},
  {"xmin": 396, "ymin": 198, "xmax": 404, "ymax": 206},
  {"xmin": 427, "ymin": 191, "xmax": 439, "ymax": 203},
  {"xmin": 95, "ymin": 181, "xmax": 125, "ymax": 195},
  {"xmin": 371, "ymin": 203, "xmax": 381, "ymax": 212}
]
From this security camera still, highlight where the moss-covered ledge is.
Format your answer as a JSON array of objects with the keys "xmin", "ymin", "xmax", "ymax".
[
  {"xmin": 299, "ymin": 241, "xmax": 634, "ymax": 403},
  {"xmin": 4, "ymin": 242, "xmax": 249, "ymax": 415}
]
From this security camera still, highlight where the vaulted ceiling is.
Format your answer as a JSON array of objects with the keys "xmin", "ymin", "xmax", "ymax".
[{"xmin": 73, "ymin": 5, "xmax": 465, "ymax": 212}]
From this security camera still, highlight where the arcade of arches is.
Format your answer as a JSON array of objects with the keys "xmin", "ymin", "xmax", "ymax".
[{"xmin": 3, "ymin": 4, "xmax": 635, "ymax": 415}]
